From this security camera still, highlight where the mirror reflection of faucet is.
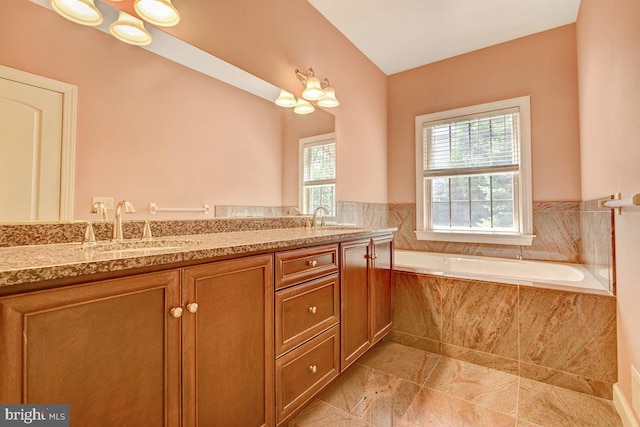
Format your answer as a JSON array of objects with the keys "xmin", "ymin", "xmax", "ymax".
[{"xmin": 90, "ymin": 201, "xmax": 108, "ymax": 221}]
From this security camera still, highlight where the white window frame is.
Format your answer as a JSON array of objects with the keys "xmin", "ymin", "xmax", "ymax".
[
  {"xmin": 415, "ymin": 96, "xmax": 534, "ymax": 246},
  {"xmin": 299, "ymin": 132, "xmax": 337, "ymax": 215}
]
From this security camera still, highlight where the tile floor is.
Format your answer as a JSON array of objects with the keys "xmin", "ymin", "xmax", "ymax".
[{"xmin": 288, "ymin": 341, "xmax": 623, "ymax": 427}]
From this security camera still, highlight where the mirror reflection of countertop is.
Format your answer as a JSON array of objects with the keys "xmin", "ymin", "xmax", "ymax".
[{"xmin": 0, "ymin": 226, "xmax": 397, "ymax": 287}]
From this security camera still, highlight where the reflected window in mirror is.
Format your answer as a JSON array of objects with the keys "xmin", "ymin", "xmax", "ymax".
[{"xmin": 299, "ymin": 133, "xmax": 336, "ymax": 216}]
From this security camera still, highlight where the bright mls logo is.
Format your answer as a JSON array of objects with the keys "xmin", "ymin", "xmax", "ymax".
[{"xmin": 0, "ymin": 405, "xmax": 69, "ymax": 426}]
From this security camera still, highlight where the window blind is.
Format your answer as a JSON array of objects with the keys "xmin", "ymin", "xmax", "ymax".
[
  {"xmin": 303, "ymin": 142, "xmax": 336, "ymax": 184},
  {"xmin": 423, "ymin": 108, "xmax": 520, "ymax": 178}
]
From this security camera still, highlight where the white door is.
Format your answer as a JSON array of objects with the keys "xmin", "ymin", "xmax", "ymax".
[{"xmin": 0, "ymin": 78, "xmax": 64, "ymax": 221}]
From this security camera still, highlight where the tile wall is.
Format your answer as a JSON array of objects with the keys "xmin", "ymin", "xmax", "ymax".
[
  {"xmin": 579, "ymin": 198, "xmax": 615, "ymax": 293},
  {"xmin": 388, "ymin": 202, "xmax": 582, "ymax": 262},
  {"xmin": 388, "ymin": 271, "xmax": 618, "ymax": 399}
]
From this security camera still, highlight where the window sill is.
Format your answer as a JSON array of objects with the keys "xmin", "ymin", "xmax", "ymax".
[{"xmin": 415, "ymin": 230, "xmax": 535, "ymax": 246}]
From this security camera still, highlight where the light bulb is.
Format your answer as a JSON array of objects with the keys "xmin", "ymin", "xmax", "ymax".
[
  {"xmin": 50, "ymin": 0, "xmax": 103, "ymax": 26},
  {"xmin": 302, "ymin": 76, "xmax": 325, "ymax": 101},
  {"xmin": 275, "ymin": 90, "xmax": 297, "ymax": 108},
  {"xmin": 317, "ymin": 86, "xmax": 340, "ymax": 108},
  {"xmin": 293, "ymin": 98, "xmax": 315, "ymax": 115},
  {"xmin": 110, "ymin": 11, "xmax": 152, "ymax": 46},
  {"xmin": 134, "ymin": 0, "xmax": 181, "ymax": 27}
]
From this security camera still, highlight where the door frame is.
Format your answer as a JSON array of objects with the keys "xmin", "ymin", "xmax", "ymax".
[{"xmin": 0, "ymin": 65, "xmax": 77, "ymax": 221}]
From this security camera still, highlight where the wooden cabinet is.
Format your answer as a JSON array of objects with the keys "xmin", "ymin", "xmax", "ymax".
[
  {"xmin": 182, "ymin": 254, "xmax": 274, "ymax": 427},
  {"xmin": 0, "ymin": 235, "xmax": 393, "ymax": 427},
  {"xmin": 274, "ymin": 244, "xmax": 340, "ymax": 426},
  {"xmin": 275, "ymin": 244, "xmax": 339, "ymax": 290},
  {"xmin": 275, "ymin": 273, "xmax": 340, "ymax": 356},
  {"xmin": 340, "ymin": 235, "xmax": 394, "ymax": 371},
  {"xmin": 275, "ymin": 326, "xmax": 340, "ymax": 424},
  {"xmin": 0, "ymin": 270, "xmax": 182, "ymax": 427},
  {"xmin": 0, "ymin": 254, "xmax": 274, "ymax": 427}
]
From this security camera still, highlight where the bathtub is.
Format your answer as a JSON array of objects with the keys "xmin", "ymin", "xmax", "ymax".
[{"xmin": 393, "ymin": 250, "xmax": 612, "ymax": 295}]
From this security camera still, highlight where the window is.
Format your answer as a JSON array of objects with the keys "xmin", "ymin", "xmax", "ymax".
[
  {"xmin": 415, "ymin": 97, "xmax": 534, "ymax": 245},
  {"xmin": 300, "ymin": 133, "xmax": 336, "ymax": 215}
]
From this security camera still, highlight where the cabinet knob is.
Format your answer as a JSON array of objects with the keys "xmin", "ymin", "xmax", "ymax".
[
  {"xmin": 186, "ymin": 303, "xmax": 199, "ymax": 314},
  {"xmin": 309, "ymin": 365, "xmax": 318, "ymax": 374},
  {"xmin": 307, "ymin": 260, "xmax": 318, "ymax": 267},
  {"xmin": 170, "ymin": 307, "xmax": 183, "ymax": 318},
  {"xmin": 308, "ymin": 306, "xmax": 317, "ymax": 314}
]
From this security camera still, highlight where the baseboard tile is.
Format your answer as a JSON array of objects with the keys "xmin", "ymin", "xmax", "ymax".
[{"xmin": 614, "ymin": 383, "xmax": 640, "ymax": 427}]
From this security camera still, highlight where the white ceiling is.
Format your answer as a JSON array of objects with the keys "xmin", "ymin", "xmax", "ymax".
[{"xmin": 308, "ymin": 0, "xmax": 581, "ymax": 75}]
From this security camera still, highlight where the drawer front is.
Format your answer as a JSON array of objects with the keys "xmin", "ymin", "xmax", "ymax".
[
  {"xmin": 275, "ymin": 244, "xmax": 339, "ymax": 290},
  {"xmin": 276, "ymin": 325, "xmax": 340, "ymax": 425},
  {"xmin": 275, "ymin": 273, "xmax": 339, "ymax": 356}
]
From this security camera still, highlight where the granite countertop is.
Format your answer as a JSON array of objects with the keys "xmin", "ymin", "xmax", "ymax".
[{"xmin": 0, "ymin": 226, "xmax": 396, "ymax": 287}]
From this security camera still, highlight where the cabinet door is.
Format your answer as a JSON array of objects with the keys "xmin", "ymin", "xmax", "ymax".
[
  {"xmin": 182, "ymin": 255, "xmax": 274, "ymax": 427},
  {"xmin": 0, "ymin": 271, "xmax": 181, "ymax": 427},
  {"xmin": 370, "ymin": 237, "xmax": 394, "ymax": 344},
  {"xmin": 340, "ymin": 239, "xmax": 371, "ymax": 371}
]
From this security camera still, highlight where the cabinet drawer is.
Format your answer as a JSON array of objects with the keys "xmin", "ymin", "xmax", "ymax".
[
  {"xmin": 275, "ymin": 244, "xmax": 339, "ymax": 290},
  {"xmin": 275, "ymin": 325, "xmax": 340, "ymax": 426},
  {"xmin": 275, "ymin": 273, "xmax": 339, "ymax": 356}
]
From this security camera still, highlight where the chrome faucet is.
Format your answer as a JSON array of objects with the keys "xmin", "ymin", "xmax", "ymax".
[
  {"xmin": 112, "ymin": 200, "xmax": 135, "ymax": 241},
  {"xmin": 311, "ymin": 206, "xmax": 329, "ymax": 228},
  {"xmin": 90, "ymin": 201, "xmax": 108, "ymax": 221}
]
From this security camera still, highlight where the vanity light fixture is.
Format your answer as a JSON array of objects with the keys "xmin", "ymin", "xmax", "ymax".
[
  {"xmin": 274, "ymin": 68, "xmax": 339, "ymax": 113},
  {"xmin": 293, "ymin": 98, "xmax": 315, "ymax": 115},
  {"xmin": 50, "ymin": 0, "xmax": 103, "ymax": 26},
  {"xmin": 275, "ymin": 89, "xmax": 297, "ymax": 108},
  {"xmin": 134, "ymin": 0, "xmax": 181, "ymax": 27},
  {"xmin": 109, "ymin": 11, "xmax": 152, "ymax": 46}
]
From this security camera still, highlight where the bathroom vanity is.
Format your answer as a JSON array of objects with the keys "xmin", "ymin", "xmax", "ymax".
[{"xmin": 0, "ymin": 225, "xmax": 394, "ymax": 427}]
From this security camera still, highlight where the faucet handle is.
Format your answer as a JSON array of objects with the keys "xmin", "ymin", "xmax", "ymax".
[
  {"xmin": 82, "ymin": 221, "xmax": 96, "ymax": 246},
  {"xmin": 141, "ymin": 220, "xmax": 153, "ymax": 240}
]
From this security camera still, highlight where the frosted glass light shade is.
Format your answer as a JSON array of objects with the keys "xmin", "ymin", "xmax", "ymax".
[
  {"xmin": 317, "ymin": 86, "xmax": 340, "ymax": 108},
  {"xmin": 134, "ymin": 0, "xmax": 181, "ymax": 27},
  {"xmin": 275, "ymin": 90, "xmax": 297, "ymax": 107},
  {"xmin": 50, "ymin": 0, "xmax": 103, "ymax": 26},
  {"xmin": 302, "ymin": 76, "xmax": 325, "ymax": 101},
  {"xmin": 293, "ymin": 99, "xmax": 315, "ymax": 115},
  {"xmin": 110, "ymin": 11, "xmax": 152, "ymax": 46}
]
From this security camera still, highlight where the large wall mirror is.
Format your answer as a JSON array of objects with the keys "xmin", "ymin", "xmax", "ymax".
[{"xmin": 1, "ymin": 0, "xmax": 334, "ymax": 222}]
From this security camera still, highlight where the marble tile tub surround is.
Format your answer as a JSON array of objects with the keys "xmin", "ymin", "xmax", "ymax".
[
  {"xmin": 389, "ymin": 271, "xmax": 618, "ymax": 399},
  {"xmin": 389, "ymin": 201, "xmax": 581, "ymax": 262},
  {"xmin": 288, "ymin": 341, "xmax": 622, "ymax": 427},
  {"xmin": 579, "ymin": 198, "xmax": 616, "ymax": 294}
]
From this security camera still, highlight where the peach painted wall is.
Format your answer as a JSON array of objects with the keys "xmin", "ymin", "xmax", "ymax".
[
  {"xmin": 124, "ymin": 0, "xmax": 389, "ymax": 204},
  {"xmin": 388, "ymin": 25, "xmax": 581, "ymax": 203},
  {"xmin": 576, "ymin": 0, "xmax": 640, "ymax": 418},
  {"xmin": 1, "ymin": 0, "xmax": 285, "ymax": 220}
]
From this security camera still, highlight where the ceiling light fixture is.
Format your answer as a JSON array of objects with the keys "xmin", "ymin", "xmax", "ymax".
[
  {"xmin": 134, "ymin": 0, "xmax": 181, "ymax": 27},
  {"xmin": 50, "ymin": 0, "xmax": 103, "ymax": 26},
  {"xmin": 109, "ymin": 11, "xmax": 152, "ymax": 46}
]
